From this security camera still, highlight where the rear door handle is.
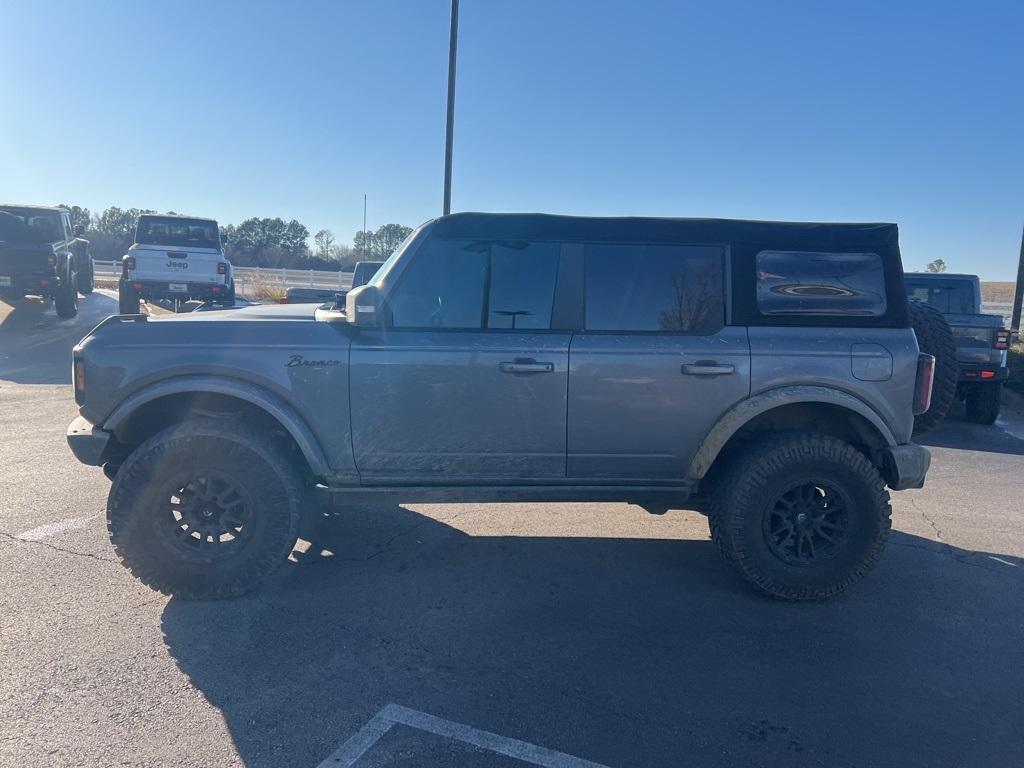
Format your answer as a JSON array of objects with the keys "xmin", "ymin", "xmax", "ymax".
[
  {"xmin": 681, "ymin": 362, "xmax": 735, "ymax": 376},
  {"xmin": 499, "ymin": 360, "xmax": 555, "ymax": 374}
]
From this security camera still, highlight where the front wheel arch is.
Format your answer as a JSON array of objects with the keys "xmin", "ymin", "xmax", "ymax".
[{"xmin": 102, "ymin": 377, "xmax": 331, "ymax": 481}]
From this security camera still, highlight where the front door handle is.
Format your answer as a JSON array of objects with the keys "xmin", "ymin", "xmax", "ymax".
[
  {"xmin": 681, "ymin": 361, "xmax": 735, "ymax": 376},
  {"xmin": 499, "ymin": 359, "xmax": 555, "ymax": 374}
]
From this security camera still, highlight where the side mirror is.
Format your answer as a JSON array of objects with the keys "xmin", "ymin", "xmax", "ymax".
[
  {"xmin": 74, "ymin": 225, "xmax": 85, "ymax": 237},
  {"xmin": 345, "ymin": 284, "xmax": 381, "ymax": 327}
]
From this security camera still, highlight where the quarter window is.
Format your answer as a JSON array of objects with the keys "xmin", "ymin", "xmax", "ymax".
[
  {"xmin": 585, "ymin": 244, "xmax": 724, "ymax": 333},
  {"xmin": 756, "ymin": 251, "xmax": 886, "ymax": 316}
]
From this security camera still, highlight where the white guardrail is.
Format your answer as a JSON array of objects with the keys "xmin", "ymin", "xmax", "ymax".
[{"xmin": 92, "ymin": 261, "xmax": 354, "ymax": 296}]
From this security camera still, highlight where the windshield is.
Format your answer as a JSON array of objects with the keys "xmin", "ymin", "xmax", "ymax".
[
  {"xmin": 0, "ymin": 207, "xmax": 62, "ymax": 244},
  {"xmin": 135, "ymin": 216, "xmax": 220, "ymax": 249},
  {"xmin": 905, "ymin": 278, "xmax": 976, "ymax": 313}
]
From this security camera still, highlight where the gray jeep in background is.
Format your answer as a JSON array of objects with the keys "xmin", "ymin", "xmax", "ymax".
[
  {"xmin": 0, "ymin": 204, "xmax": 93, "ymax": 318},
  {"xmin": 904, "ymin": 272, "xmax": 1011, "ymax": 424},
  {"xmin": 66, "ymin": 214, "xmax": 935, "ymax": 601}
]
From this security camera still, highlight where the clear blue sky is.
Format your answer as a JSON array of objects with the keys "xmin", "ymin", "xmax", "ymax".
[{"xmin": 2, "ymin": 0, "xmax": 1021, "ymax": 279}]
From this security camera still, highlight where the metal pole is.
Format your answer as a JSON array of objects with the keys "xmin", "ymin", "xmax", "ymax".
[
  {"xmin": 442, "ymin": 0, "xmax": 459, "ymax": 215},
  {"xmin": 1011, "ymin": 223, "xmax": 1024, "ymax": 334},
  {"xmin": 362, "ymin": 194, "xmax": 367, "ymax": 258}
]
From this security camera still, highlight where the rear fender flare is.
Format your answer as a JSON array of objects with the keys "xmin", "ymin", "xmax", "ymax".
[
  {"xmin": 686, "ymin": 385, "xmax": 897, "ymax": 481},
  {"xmin": 103, "ymin": 375, "xmax": 329, "ymax": 478}
]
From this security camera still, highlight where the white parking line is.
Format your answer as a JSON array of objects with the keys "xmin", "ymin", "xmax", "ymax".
[
  {"xmin": 16, "ymin": 515, "xmax": 98, "ymax": 541},
  {"xmin": 317, "ymin": 703, "xmax": 610, "ymax": 768}
]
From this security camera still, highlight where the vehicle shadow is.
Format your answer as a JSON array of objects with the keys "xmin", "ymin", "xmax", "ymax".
[
  {"xmin": 918, "ymin": 401, "xmax": 1024, "ymax": 456},
  {"xmin": 0, "ymin": 291, "xmax": 118, "ymax": 384},
  {"xmin": 161, "ymin": 502, "xmax": 1024, "ymax": 768}
]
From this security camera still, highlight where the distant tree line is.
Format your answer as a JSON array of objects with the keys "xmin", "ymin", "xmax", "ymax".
[{"xmin": 59, "ymin": 204, "xmax": 412, "ymax": 272}]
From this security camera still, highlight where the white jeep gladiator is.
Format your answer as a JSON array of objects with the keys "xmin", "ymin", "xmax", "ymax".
[{"xmin": 119, "ymin": 214, "xmax": 234, "ymax": 313}]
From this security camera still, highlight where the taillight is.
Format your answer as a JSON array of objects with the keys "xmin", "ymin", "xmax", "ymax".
[
  {"xmin": 212, "ymin": 285, "xmax": 222, "ymax": 293},
  {"xmin": 278, "ymin": 297, "xmax": 289, "ymax": 304},
  {"xmin": 994, "ymin": 329, "xmax": 1010, "ymax": 350},
  {"xmin": 913, "ymin": 354, "xmax": 935, "ymax": 415},
  {"xmin": 217, "ymin": 262, "xmax": 228, "ymax": 275},
  {"xmin": 124, "ymin": 255, "xmax": 136, "ymax": 271}
]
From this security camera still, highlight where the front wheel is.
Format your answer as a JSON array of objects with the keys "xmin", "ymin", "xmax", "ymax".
[
  {"xmin": 107, "ymin": 419, "xmax": 304, "ymax": 599},
  {"xmin": 965, "ymin": 382, "xmax": 1001, "ymax": 425},
  {"xmin": 708, "ymin": 434, "xmax": 891, "ymax": 600}
]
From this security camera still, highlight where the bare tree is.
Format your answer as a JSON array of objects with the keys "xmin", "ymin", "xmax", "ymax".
[{"xmin": 314, "ymin": 229, "xmax": 335, "ymax": 261}]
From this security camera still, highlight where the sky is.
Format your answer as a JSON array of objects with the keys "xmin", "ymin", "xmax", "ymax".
[{"xmin": 1, "ymin": 0, "xmax": 1021, "ymax": 279}]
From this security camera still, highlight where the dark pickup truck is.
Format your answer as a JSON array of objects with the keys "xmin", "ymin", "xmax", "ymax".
[
  {"xmin": 904, "ymin": 273, "xmax": 1011, "ymax": 424},
  {"xmin": 0, "ymin": 204, "xmax": 93, "ymax": 318}
]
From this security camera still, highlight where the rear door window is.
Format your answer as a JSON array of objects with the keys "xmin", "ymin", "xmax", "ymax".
[
  {"xmin": 584, "ymin": 244, "xmax": 724, "ymax": 333},
  {"xmin": 756, "ymin": 251, "xmax": 886, "ymax": 316}
]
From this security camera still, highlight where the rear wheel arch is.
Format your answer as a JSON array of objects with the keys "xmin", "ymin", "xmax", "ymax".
[
  {"xmin": 690, "ymin": 387, "xmax": 896, "ymax": 482},
  {"xmin": 103, "ymin": 377, "xmax": 330, "ymax": 481}
]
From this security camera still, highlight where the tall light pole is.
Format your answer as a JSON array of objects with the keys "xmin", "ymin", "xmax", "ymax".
[{"xmin": 442, "ymin": 0, "xmax": 459, "ymax": 215}]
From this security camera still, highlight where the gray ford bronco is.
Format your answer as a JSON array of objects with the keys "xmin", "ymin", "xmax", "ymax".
[{"xmin": 67, "ymin": 214, "xmax": 936, "ymax": 600}]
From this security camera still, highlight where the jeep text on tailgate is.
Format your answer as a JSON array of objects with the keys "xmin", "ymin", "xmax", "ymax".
[{"xmin": 68, "ymin": 213, "xmax": 935, "ymax": 601}]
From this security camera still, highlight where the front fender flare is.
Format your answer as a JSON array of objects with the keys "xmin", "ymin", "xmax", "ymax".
[
  {"xmin": 686, "ymin": 385, "xmax": 898, "ymax": 481},
  {"xmin": 103, "ymin": 375, "xmax": 330, "ymax": 478}
]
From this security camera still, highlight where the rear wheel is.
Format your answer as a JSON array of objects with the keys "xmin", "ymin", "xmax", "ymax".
[
  {"xmin": 118, "ymin": 282, "xmax": 140, "ymax": 314},
  {"xmin": 218, "ymin": 280, "xmax": 236, "ymax": 306},
  {"xmin": 708, "ymin": 434, "xmax": 891, "ymax": 600},
  {"xmin": 909, "ymin": 301, "xmax": 957, "ymax": 436},
  {"xmin": 965, "ymin": 382, "xmax": 1001, "ymax": 425},
  {"xmin": 54, "ymin": 266, "xmax": 79, "ymax": 319},
  {"xmin": 107, "ymin": 419, "xmax": 304, "ymax": 599}
]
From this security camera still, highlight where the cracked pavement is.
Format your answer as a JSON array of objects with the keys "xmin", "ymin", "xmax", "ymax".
[{"xmin": 2, "ymin": 292, "xmax": 1023, "ymax": 767}]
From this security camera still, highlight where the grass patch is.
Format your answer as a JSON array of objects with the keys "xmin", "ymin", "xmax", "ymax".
[
  {"xmin": 982, "ymin": 282, "xmax": 1017, "ymax": 304},
  {"xmin": 238, "ymin": 273, "xmax": 284, "ymax": 302}
]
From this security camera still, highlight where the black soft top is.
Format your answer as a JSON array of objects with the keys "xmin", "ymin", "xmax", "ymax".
[
  {"xmin": 429, "ymin": 212, "xmax": 909, "ymax": 328},
  {"xmin": 432, "ymin": 212, "xmax": 898, "ymax": 250}
]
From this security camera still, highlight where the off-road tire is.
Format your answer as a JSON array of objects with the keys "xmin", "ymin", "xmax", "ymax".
[
  {"xmin": 79, "ymin": 261, "xmax": 94, "ymax": 294},
  {"xmin": 118, "ymin": 282, "xmax": 140, "ymax": 314},
  {"xmin": 54, "ymin": 266, "xmax": 79, "ymax": 319},
  {"xmin": 707, "ymin": 434, "xmax": 891, "ymax": 600},
  {"xmin": 965, "ymin": 382, "xmax": 1001, "ymax": 425},
  {"xmin": 107, "ymin": 418, "xmax": 304, "ymax": 600},
  {"xmin": 909, "ymin": 300, "xmax": 957, "ymax": 436},
  {"xmin": 218, "ymin": 280, "xmax": 236, "ymax": 306}
]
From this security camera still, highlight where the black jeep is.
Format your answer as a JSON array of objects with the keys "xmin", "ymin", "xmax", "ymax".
[{"xmin": 0, "ymin": 204, "xmax": 93, "ymax": 318}]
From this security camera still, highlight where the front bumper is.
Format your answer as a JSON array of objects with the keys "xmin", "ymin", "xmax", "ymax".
[
  {"xmin": 882, "ymin": 443, "xmax": 931, "ymax": 491},
  {"xmin": 67, "ymin": 415, "xmax": 111, "ymax": 466}
]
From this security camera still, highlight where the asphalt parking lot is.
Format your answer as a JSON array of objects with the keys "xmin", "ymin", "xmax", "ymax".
[{"xmin": 2, "ymin": 291, "xmax": 1023, "ymax": 767}]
